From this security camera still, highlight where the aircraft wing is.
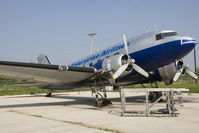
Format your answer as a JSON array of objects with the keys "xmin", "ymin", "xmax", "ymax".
[{"xmin": 0, "ymin": 61, "xmax": 96, "ymax": 86}]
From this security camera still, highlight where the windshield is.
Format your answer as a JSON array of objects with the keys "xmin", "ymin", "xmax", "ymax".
[{"xmin": 156, "ymin": 32, "xmax": 178, "ymax": 40}]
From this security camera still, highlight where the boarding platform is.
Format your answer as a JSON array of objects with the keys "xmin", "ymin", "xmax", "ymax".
[{"xmin": 119, "ymin": 88, "xmax": 189, "ymax": 117}]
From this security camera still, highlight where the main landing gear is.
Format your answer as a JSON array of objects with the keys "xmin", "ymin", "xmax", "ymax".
[{"xmin": 91, "ymin": 86, "xmax": 112, "ymax": 107}]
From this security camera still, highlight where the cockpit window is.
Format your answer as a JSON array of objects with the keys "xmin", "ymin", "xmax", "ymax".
[
  {"xmin": 156, "ymin": 34, "xmax": 162, "ymax": 40},
  {"xmin": 162, "ymin": 32, "xmax": 178, "ymax": 37},
  {"xmin": 156, "ymin": 32, "xmax": 178, "ymax": 40}
]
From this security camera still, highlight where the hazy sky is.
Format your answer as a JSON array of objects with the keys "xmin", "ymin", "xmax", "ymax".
[{"xmin": 0, "ymin": 0, "xmax": 198, "ymax": 70}]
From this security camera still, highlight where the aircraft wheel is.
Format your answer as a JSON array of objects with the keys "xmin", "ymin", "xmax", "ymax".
[
  {"xmin": 94, "ymin": 99, "xmax": 112, "ymax": 107},
  {"xmin": 94, "ymin": 99, "xmax": 103, "ymax": 107}
]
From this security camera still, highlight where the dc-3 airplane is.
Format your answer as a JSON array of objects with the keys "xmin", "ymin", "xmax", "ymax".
[{"xmin": 0, "ymin": 30, "xmax": 198, "ymax": 105}]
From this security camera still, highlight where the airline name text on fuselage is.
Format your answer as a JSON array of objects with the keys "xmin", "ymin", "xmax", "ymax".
[{"xmin": 72, "ymin": 42, "xmax": 130, "ymax": 66}]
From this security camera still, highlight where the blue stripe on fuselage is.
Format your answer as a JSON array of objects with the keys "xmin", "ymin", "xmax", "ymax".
[{"xmin": 182, "ymin": 39, "xmax": 196, "ymax": 43}]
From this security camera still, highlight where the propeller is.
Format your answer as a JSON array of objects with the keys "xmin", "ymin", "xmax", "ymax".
[
  {"xmin": 173, "ymin": 62, "xmax": 198, "ymax": 81},
  {"xmin": 112, "ymin": 34, "xmax": 149, "ymax": 80}
]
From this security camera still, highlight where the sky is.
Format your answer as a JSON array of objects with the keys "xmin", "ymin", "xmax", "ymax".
[{"xmin": 0, "ymin": 0, "xmax": 199, "ymax": 70}]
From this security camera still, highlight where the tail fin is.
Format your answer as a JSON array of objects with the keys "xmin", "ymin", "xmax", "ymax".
[{"xmin": 37, "ymin": 54, "xmax": 51, "ymax": 64}]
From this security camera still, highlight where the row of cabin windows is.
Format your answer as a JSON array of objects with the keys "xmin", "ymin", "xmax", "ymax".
[{"xmin": 156, "ymin": 32, "xmax": 178, "ymax": 40}]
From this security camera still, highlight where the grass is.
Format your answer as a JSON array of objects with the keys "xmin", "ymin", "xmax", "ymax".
[
  {"xmin": 0, "ymin": 78, "xmax": 20, "ymax": 85},
  {"xmin": 0, "ymin": 85, "xmax": 90, "ymax": 96},
  {"xmin": 0, "ymin": 86, "xmax": 48, "ymax": 96},
  {"xmin": 0, "ymin": 78, "xmax": 90, "ymax": 96}
]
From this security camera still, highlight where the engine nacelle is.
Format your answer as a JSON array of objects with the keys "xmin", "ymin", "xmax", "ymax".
[
  {"xmin": 102, "ymin": 54, "xmax": 129, "ymax": 72},
  {"xmin": 145, "ymin": 60, "xmax": 196, "ymax": 85},
  {"xmin": 158, "ymin": 62, "xmax": 177, "ymax": 85}
]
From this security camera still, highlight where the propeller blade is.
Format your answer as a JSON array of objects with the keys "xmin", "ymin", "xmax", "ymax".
[
  {"xmin": 112, "ymin": 64, "xmax": 129, "ymax": 80},
  {"xmin": 185, "ymin": 69, "xmax": 198, "ymax": 79},
  {"xmin": 123, "ymin": 34, "xmax": 129, "ymax": 55},
  {"xmin": 173, "ymin": 68, "xmax": 183, "ymax": 81},
  {"xmin": 132, "ymin": 64, "xmax": 149, "ymax": 77}
]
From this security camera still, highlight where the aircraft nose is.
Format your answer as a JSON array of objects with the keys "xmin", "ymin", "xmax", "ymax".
[{"xmin": 181, "ymin": 36, "xmax": 198, "ymax": 45}]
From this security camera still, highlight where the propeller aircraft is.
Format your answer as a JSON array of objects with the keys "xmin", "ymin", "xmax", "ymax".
[{"xmin": 0, "ymin": 30, "xmax": 198, "ymax": 105}]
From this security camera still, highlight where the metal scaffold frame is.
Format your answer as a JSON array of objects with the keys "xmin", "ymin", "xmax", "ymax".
[{"xmin": 119, "ymin": 88, "xmax": 189, "ymax": 117}]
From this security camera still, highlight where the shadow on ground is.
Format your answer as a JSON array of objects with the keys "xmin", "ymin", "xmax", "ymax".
[{"xmin": 0, "ymin": 93, "xmax": 147, "ymax": 109}]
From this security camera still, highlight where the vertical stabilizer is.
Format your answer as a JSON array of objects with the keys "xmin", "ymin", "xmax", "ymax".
[{"xmin": 37, "ymin": 54, "xmax": 51, "ymax": 64}]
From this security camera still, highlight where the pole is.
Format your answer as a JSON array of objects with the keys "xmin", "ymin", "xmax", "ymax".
[
  {"xmin": 90, "ymin": 37, "xmax": 93, "ymax": 55},
  {"xmin": 88, "ymin": 33, "xmax": 96, "ymax": 55},
  {"xmin": 193, "ymin": 47, "xmax": 197, "ymax": 84}
]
